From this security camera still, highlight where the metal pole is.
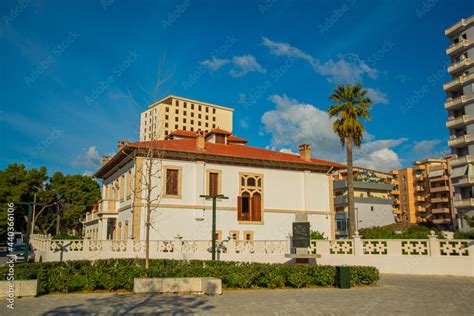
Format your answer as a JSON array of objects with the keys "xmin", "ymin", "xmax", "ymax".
[
  {"xmin": 31, "ymin": 193, "xmax": 37, "ymax": 235},
  {"xmin": 24, "ymin": 204, "xmax": 33, "ymax": 263},
  {"xmin": 212, "ymin": 197, "xmax": 217, "ymax": 261}
]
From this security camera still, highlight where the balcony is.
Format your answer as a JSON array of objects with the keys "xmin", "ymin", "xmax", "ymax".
[
  {"xmin": 446, "ymin": 115, "xmax": 471, "ymax": 129},
  {"xmin": 430, "ymin": 185, "xmax": 450, "ymax": 193},
  {"xmin": 392, "ymin": 179, "xmax": 399, "ymax": 186},
  {"xmin": 391, "ymin": 189, "xmax": 400, "ymax": 195},
  {"xmin": 415, "ymin": 196, "xmax": 426, "ymax": 202},
  {"xmin": 432, "ymin": 218, "xmax": 452, "ymax": 225},
  {"xmin": 98, "ymin": 199, "xmax": 118, "ymax": 213},
  {"xmin": 432, "ymin": 197, "xmax": 449, "ymax": 203},
  {"xmin": 416, "ymin": 206, "xmax": 427, "ymax": 212},
  {"xmin": 415, "ymin": 186, "xmax": 425, "ymax": 192},
  {"xmin": 453, "ymin": 198, "xmax": 474, "ymax": 209},
  {"xmin": 445, "ymin": 16, "xmax": 474, "ymax": 36},
  {"xmin": 432, "ymin": 208, "xmax": 450, "ymax": 214},
  {"xmin": 415, "ymin": 175, "xmax": 425, "ymax": 181},
  {"xmin": 393, "ymin": 209, "xmax": 401, "ymax": 215},
  {"xmin": 445, "ymin": 95, "xmax": 470, "ymax": 110},
  {"xmin": 448, "ymin": 135, "xmax": 472, "ymax": 148},
  {"xmin": 429, "ymin": 175, "xmax": 448, "ymax": 182},
  {"xmin": 450, "ymin": 155, "xmax": 473, "ymax": 167},
  {"xmin": 448, "ymin": 58, "xmax": 472, "ymax": 74},
  {"xmin": 443, "ymin": 73, "xmax": 474, "ymax": 91},
  {"xmin": 446, "ymin": 39, "xmax": 473, "ymax": 55},
  {"xmin": 452, "ymin": 175, "xmax": 474, "ymax": 187}
]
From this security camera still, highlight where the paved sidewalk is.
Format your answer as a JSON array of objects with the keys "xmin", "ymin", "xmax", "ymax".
[{"xmin": 3, "ymin": 275, "xmax": 473, "ymax": 315}]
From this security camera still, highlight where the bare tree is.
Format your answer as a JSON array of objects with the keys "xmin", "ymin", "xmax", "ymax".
[{"xmin": 123, "ymin": 56, "xmax": 175, "ymax": 269}]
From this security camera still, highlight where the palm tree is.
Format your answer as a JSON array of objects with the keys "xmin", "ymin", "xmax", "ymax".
[{"xmin": 328, "ymin": 83, "xmax": 372, "ymax": 237}]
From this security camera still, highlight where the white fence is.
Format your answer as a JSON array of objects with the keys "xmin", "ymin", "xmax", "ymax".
[{"xmin": 30, "ymin": 233, "xmax": 474, "ymax": 276}]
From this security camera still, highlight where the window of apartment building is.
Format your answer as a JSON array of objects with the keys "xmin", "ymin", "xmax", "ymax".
[
  {"xmin": 184, "ymin": 102, "xmax": 187, "ymax": 108},
  {"xmin": 191, "ymin": 112, "xmax": 194, "ymax": 117},
  {"xmin": 191, "ymin": 104, "xmax": 194, "ymax": 110},
  {"xmin": 184, "ymin": 111, "xmax": 187, "ymax": 116},
  {"xmin": 175, "ymin": 100, "xmax": 180, "ymax": 106},
  {"xmin": 198, "ymin": 121, "xmax": 201, "ymax": 126},
  {"xmin": 165, "ymin": 107, "xmax": 169, "ymax": 112},
  {"xmin": 190, "ymin": 127, "xmax": 194, "ymax": 132},
  {"xmin": 213, "ymin": 108, "xmax": 216, "ymax": 114},
  {"xmin": 237, "ymin": 174, "xmax": 263, "ymax": 222},
  {"xmin": 165, "ymin": 115, "xmax": 169, "ymax": 120},
  {"xmin": 175, "ymin": 124, "xmax": 178, "ymax": 129},
  {"xmin": 165, "ymin": 168, "xmax": 181, "ymax": 197},
  {"xmin": 206, "ymin": 107, "xmax": 209, "ymax": 113},
  {"xmin": 191, "ymin": 120, "xmax": 194, "ymax": 125},
  {"xmin": 165, "ymin": 123, "xmax": 168, "ymax": 128},
  {"xmin": 145, "ymin": 112, "xmax": 147, "ymax": 118},
  {"xmin": 183, "ymin": 118, "xmax": 187, "ymax": 123},
  {"xmin": 212, "ymin": 117, "xmax": 216, "ymax": 121},
  {"xmin": 198, "ymin": 114, "xmax": 202, "ymax": 119},
  {"xmin": 198, "ymin": 105, "xmax": 201, "ymax": 111},
  {"xmin": 183, "ymin": 126, "xmax": 186, "ymax": 131},
  {"xmin": 175, "ymin": 117, "xmax": 178, "ymax": 122},
  {"xmin": 205, "ymin": 123, "xmax": 209, "ymax": 127},
  {"xmin": 175, "ymin": 109, "xmax": 179, "ymax": 114},
  {"xmin": 206, "ymin": 115, "xmax": 209, "ymax": 120}
]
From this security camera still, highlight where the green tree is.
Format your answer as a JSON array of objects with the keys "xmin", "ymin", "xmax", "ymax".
[
  {"xmin": 328, "ymin": 83, "xmax": 372, "ymax": 237},
  {"xmin": 48, "ymin": 172, "xmax": 101, "ymax": 234},
  {"xmin": 0, "ymin": 164, "xmax": 51, "ymax": 238}
]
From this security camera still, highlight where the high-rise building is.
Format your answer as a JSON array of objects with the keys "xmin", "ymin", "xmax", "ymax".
[
  {"xmin": 140, "ymin": 95, "xmax": 234, "ymax": 141},
  {"xmin": 444, "ymin": 16, "xmax": 474, "ymax": 231},
  {"xmin": 390, "ymin": 170, "xmax": 401, "ymax": 222},
  {"xmin": 397, "ymin": 158, "xmax": 455, "ymax": 229}
]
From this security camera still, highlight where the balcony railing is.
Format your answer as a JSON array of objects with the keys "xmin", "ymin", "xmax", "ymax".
[
  {"xmin": 416, "ymin": 196, "xmax": 426, "ymax": 202},
  {"xmin": 448, "ymin": 135, "xmax": 471, "ymax": 148},
  {"xmin": 432, "ymin": 197, "xmax": 449, "ymax": 203},
  {"xmin": 453, "ymin": 198, "xmax": 474, "ymax": 208},
  {"xmin": 432, "ymin": 218, "xmax": 452, "ymax": 225},
  {"xmin": 450, "ymin": 155, "xmax": 473, "ymax": 167},
  {"xmin": 444, "ymin": 73, "xmax": 474, "ymax": 91},
  {"xmin": 448, "ymin": 58, "xmax": 472, "ymax": 73},
  {"xmin": 416, "ymin": 206, "xmax": 426, "ymax": 212},
  {"xmin": 452, "ymin": 175, "xmax": 474, "ymax": 187},
  {"xmin": 431, "ymin": 208, "xmax": 450, "ymax": 214},
  {"xmin": 446, "ymin": 115, "xmax": 470, "ymax": 129},
  {"xmin": 98, "ymin": 199, "xmax": 118, "ymax": 213},
  {"xmin": 415, "ymin": 175, "xmax": 425, "ymax": 181},
  {"xmin": 444, "ymin": 16, "xmax": 474, "ymax": 36},
  {"xmin": 430, "ymin": 186, "xmax": 450, "ymax": 193},
  {"xmin": 445, "ymin": 95, "xmax": 468, "ymax": 110},
  {"xmin": 429, "ymin": 175, "xmax": 448, "ymax": 182},
  {"xmin": 446, "ymin": 39, "xmax": 472, "ymax": 55}
]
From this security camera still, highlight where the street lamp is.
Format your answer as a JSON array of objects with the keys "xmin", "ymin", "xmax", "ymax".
[
  {"xmin": 200, "ymin": 194, "xmax": 228, "ymax": 261},
  {"xmin": 17, "ymin": 201, "xmax": 48, "ymax": 263}
]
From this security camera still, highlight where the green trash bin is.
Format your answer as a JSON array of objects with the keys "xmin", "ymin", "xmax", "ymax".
[{"xmin": 336, "ymin": 266, "xmax": 351, "ymax": 289}]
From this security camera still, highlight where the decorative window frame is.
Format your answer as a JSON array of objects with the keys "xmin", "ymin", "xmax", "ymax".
[
  {"xmin": 238, "ymin": 172, "xmax": 264, "ymax": 224},
  {"xmin": 162, "ymin": 165, "xmax": 183, "ymax": 199},
  {"xmin": 243, "ymin": 230, "xmax": 254, "ymax": 241},
  {"xmin": 229, "ymin": 230, "xmax": 240, "ymax": 241}
]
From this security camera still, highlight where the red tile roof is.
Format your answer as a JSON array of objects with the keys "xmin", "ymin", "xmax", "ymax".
[
  {"xmin": 166, "ymin": 130, "xmax": 198, "ymax": 138},
  {"xmin": 227, "ymin": 135, "xmax": 248, "ymax": 143},
  {"xmin": 205, "ymin": 128, "xmax": 232, "ymax": 137},
  {"xmin": 126, "ymin": 139, "xmax": 344, "ymax": 168}
]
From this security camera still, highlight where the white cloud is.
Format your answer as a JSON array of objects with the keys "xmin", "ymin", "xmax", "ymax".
[
  {"xmin": 71, "ymin": 146, "xmax": 102, "ymax": 170},
  {"xmin": 413, "ymin": 139, "xmax": 441, "ymax": 155},
  {"xmin": 200, "ymin": 57, "xmax": 230, "ymax": 71},
  {"xmin": 200, "ymin": 55, "xmax": 266, "ymax": 77},
  {"xmin": 279, "ymin": 148, "xmax": 297, "ymax": 154},
  {"xmin": 366, "ymin": 88, "xmax": 389, "ymax": 105},
  {"xmin": 240, "ymin": 117, "xmax": 249, "ymax": 129},
  {"xmin": 261, "ymin": 94, "xmax": 405, "ymax": 171},
  {"xmin": 355, "ymin": 148, "xmax": 402, "ymax": 172},
  {"xmin": 262, "ymin": 37, "xmax": 379, "ymax": 84},
  {"xmin": 229, "ymin": 55, "xmax": 267, "ymax": 77}
]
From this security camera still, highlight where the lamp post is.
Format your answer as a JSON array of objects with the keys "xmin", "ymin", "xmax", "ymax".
[
  {"xmin": 200, "ymin": 194, "xmax": 228, "ymax": 261},
  {"xmin": 17, "ymin": 201, "xmax": 47, "ymax": 263}
]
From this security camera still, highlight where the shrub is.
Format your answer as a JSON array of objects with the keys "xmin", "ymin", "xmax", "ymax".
[
  {"xmin": 310, "ymin": 231, "xmax": 326, "ymax": 240},
  {"xmin": 453, "ymin": 231, "xmax": 474, "ymax": 239},
  {"xmin": 360, "ymin": 224, "xmax": 444, "ymax": 239},
  {"xmin": 0, "ymin": 259, "xmax": 380, "ymax": 293}
]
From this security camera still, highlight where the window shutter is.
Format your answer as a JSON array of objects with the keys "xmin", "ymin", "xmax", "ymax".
[
  {"xmin": 252, "ymin": 194, "xmax": 262, "ymax": 222},
  {"xmin": 167, "ymin": 169, "xmax": 178, "ymax": 195},
  {"xmin": 209, "ymin": 172, "xmax": 218, "ymax": 195},
  {"xmin": 237, "ymin": 196, "xmax": 242, "ymax": 220}
]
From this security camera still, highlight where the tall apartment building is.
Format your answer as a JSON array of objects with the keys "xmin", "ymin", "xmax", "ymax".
[
  {"xmin": 140, "ymin": 95, "xmax": 234, "ymax": 141},
  {"xmin": 444, "ymin": 16, "xmax": 474, "ymax": 231},
  {"xmin": 399, "ymin": 168, "xmax": 416, "ymax": 224},
  {"xmin": 390, "ymin": 170, "xmax": 401, "ymax": 222},
  {"xmin": 397, "ymin": 158, "xmax": 455, "ymax": 229}
]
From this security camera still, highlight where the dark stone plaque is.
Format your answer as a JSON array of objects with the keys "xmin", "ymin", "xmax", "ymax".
[{"xmin": 292, "ymin": 222, "xmax": 310, "ymax": 248}]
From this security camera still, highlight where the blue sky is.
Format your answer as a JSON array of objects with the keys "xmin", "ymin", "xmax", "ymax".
[{"xmin": 1, "ymin": 0, "xmax": 474, "ymax": 174}]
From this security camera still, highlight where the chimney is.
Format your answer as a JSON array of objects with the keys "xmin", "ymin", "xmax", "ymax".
[
  {"xmin": 102, "ymin": 155, "xmax": 110, "ymax": 165},
  {"xmin": 299, "ymin": 144, "xmax": 311, "ymax": 161},
  {"xmin": 117, "ymin": 140, "xmax": 127, "ymax": 151},
  {"xmin": 196, "ymin": 130, "xmax": 205, "ymax": 150}
]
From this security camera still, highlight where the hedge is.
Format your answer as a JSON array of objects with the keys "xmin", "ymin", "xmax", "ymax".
[{"xmin": 0, "ymin": 259, "xmax": 380, "ymax": 294}]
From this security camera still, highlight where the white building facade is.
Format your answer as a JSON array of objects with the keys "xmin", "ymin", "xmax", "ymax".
[{"xmin": 83, "ymin": 130, "xmax": 343, "ymax": 242}]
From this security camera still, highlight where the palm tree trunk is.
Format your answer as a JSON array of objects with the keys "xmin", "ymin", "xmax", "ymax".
[{"xmin": 346, "ymin": 137, "xmax": 356, "ymax": 237}]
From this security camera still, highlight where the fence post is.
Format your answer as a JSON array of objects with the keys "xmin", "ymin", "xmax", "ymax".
[
  {"xmin": 353, "ymin": 231, "xmax": 363, "ymax": 256},
  {"xmin": 429, "ymin": 231, "xmax": 440, "ymax": 256}
]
